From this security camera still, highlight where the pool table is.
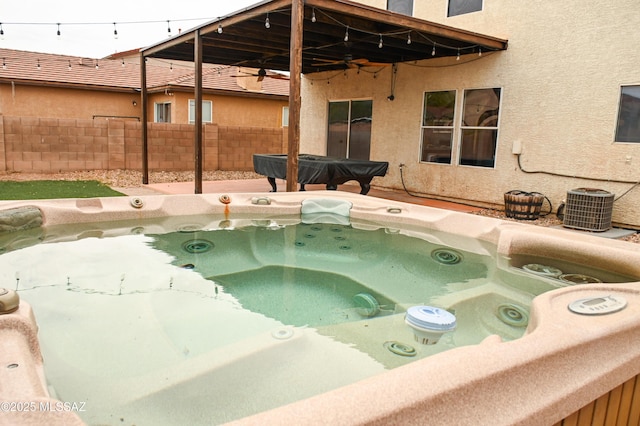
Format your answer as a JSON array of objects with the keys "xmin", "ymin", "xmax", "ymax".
[{"xmin": 253, "ymin": 154, "xmax": 389, "ymax": 195}]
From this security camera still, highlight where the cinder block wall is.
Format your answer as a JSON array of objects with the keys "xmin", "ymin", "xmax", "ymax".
[
  {"xmin": 218, "ymin": 126, "xmax": 287, "ymax": 170},
  {"xmin": 0, "ymin": 116, "xmax": 286, "ymax": 173}
]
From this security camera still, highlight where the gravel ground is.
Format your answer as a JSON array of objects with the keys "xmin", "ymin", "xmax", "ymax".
[{"xmin": 1, "ymin": 169, "xmax": 638, "ymax": 243}]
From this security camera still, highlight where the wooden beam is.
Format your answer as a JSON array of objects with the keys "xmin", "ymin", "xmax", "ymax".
[
  {"xmin": 140, "ymin": 51, "xmax": 149, "ymax": 185},
  {"xmin": 286, "ymin": 0, "xmax": 303, "ymax": 192},
  {"xmin": 194, "ymin": 30, "xmax": 203, "ymax": 194}
]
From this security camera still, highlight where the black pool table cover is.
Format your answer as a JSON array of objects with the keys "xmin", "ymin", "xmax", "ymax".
[{"xmin": 253, "ymin": 154, "xmax": 389, "ymax": 195}]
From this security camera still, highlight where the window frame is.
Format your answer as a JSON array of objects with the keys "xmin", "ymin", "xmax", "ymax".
[
  {"xmin": 447, "ymin": 0, "xmax": 483, "ymax": 17},
  {"xmin": 419, "ymin": 90, "xmax": 457, "ymax": 165},
  {"xmin": 282, "ymin": 106, "xmax": 289, "ymax": 127},
  {"xmin": 457, "ymin": 87, "xmax": 502, "ymax": 168},
  {"xmin": 615, "ymin": 84, "xmax": 640, "ymax": 143},
  {"xmin": 188, "ymin": 99, "xmax": 213, "ymax": 124},
  {"xmin": 387, "ymin": 0, "xmax": 414, "ymax": 16},
  {"xmin": 154, "ymin": 102, "xmax": 172, "ymax": 123}
]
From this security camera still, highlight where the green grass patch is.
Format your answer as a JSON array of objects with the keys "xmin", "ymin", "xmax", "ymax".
[{"xmin": 0, "ymin": 180, "xmax": 125, "ymax": 200}]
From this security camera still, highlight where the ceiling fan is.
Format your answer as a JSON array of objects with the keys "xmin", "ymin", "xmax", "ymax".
[
  {"xmin": 311, "ymin": 54, "xmax": 390, "ymax": 69},
  {"xmin": 231, "ymin": 68, "xmax": 289, "ymax": 82}
]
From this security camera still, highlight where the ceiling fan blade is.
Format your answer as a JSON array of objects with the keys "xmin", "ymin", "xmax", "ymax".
[
  {"xmin": 311, "ymin": 62, "xmax": 342, "ymax": 67},
  {"xmin": 311, "ymin": 57, "xmax": 341, "ymax": 64},
  {"xmin": 360, "ymin": 61, "xmax": 391, "ymax": 67}
]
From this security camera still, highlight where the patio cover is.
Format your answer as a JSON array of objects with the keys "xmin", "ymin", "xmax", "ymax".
[{"xmin": 140, "ymin": 0, "xmax": 508, "ymax": 193}]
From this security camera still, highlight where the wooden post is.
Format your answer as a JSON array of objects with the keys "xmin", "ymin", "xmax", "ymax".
[
  {"xmin": 286, "ymin": 0, "xmax": 303, "ymax": 192},
  {"xmin": 194, "ymin": 29, "xmax": 203, "ymax": 194},
  {"xmin": 140, "ymin": 51, "xmax": 149, "ymax": 185}
]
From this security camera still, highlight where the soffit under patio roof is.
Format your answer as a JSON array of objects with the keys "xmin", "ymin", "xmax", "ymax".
[{"xmin": 141, "ymin": 0, "xmax": 508, "ymax": 74}]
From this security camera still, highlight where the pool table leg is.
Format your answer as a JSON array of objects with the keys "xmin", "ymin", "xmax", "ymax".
[{"xmin": 267, "ymin": 177, "xmax": 278, "ymax": 192}]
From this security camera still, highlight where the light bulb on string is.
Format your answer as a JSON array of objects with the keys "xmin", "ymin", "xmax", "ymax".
[
  {"xmin": 378, "ymin": 34, "xmax": 383, "ymax": 48},
  {"xmin": 2, "ymin": 58, "xmax": 6, "ymax": 70},
  {"xmin": 113, "ymin": 23, "xmax": 118, "ymax": 39},
  {"xmin": 68, "ymin": 60, "xmax": 72, "ymax": 71},
  {"xmin": 456, "ymin": 49, "xmax": 460, "ymax": 61},
  {"xmin": 167, "ymin": 20, "xmax": 171, "ymax": 36},
  {"xmin": 265, "ymin": 14, "xmax": 270, "ymax": 29},
  {"xmin": 478, "ymin": 47, "xmax": 482, "ymax": 57},
  {"xmin": 36, "ymin": 59, "xmax": 41, "ymax": 70},
  {"xmin": 121, "ymin": 59, "xmax": 125, "ymax": 68},
  {"xmin": 95, "ymin": 60, "xmax": 99, "ymax": 70},
  {"xmin": 407, "ymin": 33, "xmax": 411, "ymax": 45},
  {"xmin": 432, "ymin": 43, "xmax": 436, "ymax": 56},
  {"xmin": 57, "ymin": 23, "xmax": 61, "ymax": 39},
  {"xmin": 311, "ymin": 9, "xmax": 316, "ymax": 22},
  {"xmin": 344, "ymin": 26, "xmax": 349, "ymax": 42},
  {"xmin": 0, "ymin": 23, "xmax": 4, "ymax": 39},
  {"xmin": 217, "ymin": 24, "xmax": 223, "ymax": 34}
]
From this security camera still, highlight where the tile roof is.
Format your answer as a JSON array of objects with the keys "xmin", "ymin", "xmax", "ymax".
[{"xmin": 0, "ymin": 48, "xmax": 288, "ymax": 97}]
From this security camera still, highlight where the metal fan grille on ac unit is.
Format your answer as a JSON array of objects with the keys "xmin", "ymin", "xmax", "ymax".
[{"xmin": 563, "ymin": 188, "xmax": 614, "ymax": 232}]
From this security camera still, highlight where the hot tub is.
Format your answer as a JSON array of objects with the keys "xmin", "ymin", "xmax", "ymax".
[{"xmin": 0, "ymin": 191, "xmax": 639, "ymax": 425}]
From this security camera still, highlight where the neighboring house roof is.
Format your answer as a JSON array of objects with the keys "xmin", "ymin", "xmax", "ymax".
[{"xmin": 0, "ymin": 48, "xmax": 288, "ymax": 98}]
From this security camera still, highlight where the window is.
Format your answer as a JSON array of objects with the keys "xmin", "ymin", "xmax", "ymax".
[
  {"xmin": 188, "ymin": 100, "xmax": 213, "ymax": 124},
  {"xmin": 154, "ymin": 102, "xmax": 171, "ymax": 123},
  {"xmin": 459, "ymin": 88, "xmax": 501, "ymax": 167},
  {"xmin": 615, "ymin": 85, "xmax": 640, "ymax": 142},
  {"xmin": 387, "ymin": 0, "xmax": 413, "ymax": 16},
  {"xmin": 420, "ymin": 91, "xmax": 456, "ymax": 164},
  {"xmin": 282, "ymin": 106, "xmax": 289, "ymax": 127},
  {"xmin": 448, "ymin": 0, "xmax": 482, "ymax": 17},
  {"xmin": 420, "ymin": 88, "xmax": 501, "ymax": 167},
  {"xmin": 327, "ymin": 100, "xmax": 373, "ymax": 160}
]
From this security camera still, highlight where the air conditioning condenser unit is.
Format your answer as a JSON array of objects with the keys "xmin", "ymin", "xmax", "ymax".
[{"xmin": 563, "ymin": 188, "xmax": 614, "ymax": 232}]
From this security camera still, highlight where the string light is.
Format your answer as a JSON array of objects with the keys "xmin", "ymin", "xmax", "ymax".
[
  {"xmin": 2, "ymin": 58, "xmax": 6, "ymax": 70},
  {"xmin": 68, "ymin": 60, "xmax": 72, "ymax": 71},
  {"xmin": 170, "ymin": 63, "xmax": 173, "ymax": 71},
  {"xmin": 36, "ymin": 59, "xmax": 41, "ymax": 70},
  {"xmin": 121, "ymin": 59, "xmax": 125, "ymax": 67},
  {"xmin": 0, "ymin": 8, "xmax": 486, "ymax": 65},
  {"xmin": 95, "ymin": 60, "xmax": 99, "ymax": 69}
]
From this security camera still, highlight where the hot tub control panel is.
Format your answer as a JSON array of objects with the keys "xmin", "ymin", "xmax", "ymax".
[{"xmin": 568, "ymin": 295, "xmax": 627, "ymax": 315}]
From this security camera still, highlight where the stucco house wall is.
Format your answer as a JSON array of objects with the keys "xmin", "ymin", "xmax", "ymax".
[
  {"xmin": 0, "ymin": 84, "xmax": 140, "ymax": 121},
  {"xmin": 150, "ymin": 91, "xmax": 287, "ymax": 128},
  {"xmin": 300, "ymin": 0, "xmax": 640, "ymax": 228}
]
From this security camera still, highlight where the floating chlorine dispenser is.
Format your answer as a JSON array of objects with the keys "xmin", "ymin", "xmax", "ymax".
[{"xmin": 405, "ymin": 305, "xmax": 456, "ymax": 345}]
